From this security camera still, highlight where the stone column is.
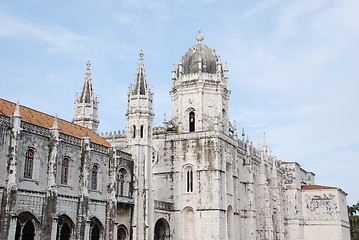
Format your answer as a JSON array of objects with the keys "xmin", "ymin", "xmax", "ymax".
[
  {"xmin": 7, "ymin": 215, "xmax": 18, "ymax": 240},
  {"xmin": 84, "ymin": 220, "xmax": 91, "ymax": 240},
  {"xmin": 50, "ymin": 217, "xmax": 58, "ymax": 240},
  {"xmin": 113, "ymin": 222, "xmax": 118, "ymax": 240}
]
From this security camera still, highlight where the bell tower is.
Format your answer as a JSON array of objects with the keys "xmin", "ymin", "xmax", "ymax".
[
  {"xmin": 170, "ymin": 32, "xmax": 231, "ymax": 134},
  {"xmin": 126, "ymin": 51, "xmax": 154, "ymax": 240},
  {"xmin": 73, "ymin": 60, "xmax": 99, "ymax": 131}
]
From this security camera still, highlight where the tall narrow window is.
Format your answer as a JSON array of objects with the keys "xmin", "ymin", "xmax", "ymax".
[
  {"xmin": 61, "ymin": 158, "xmax": 69, "ymax": 185},
  {"xmin": 24, "ymin": 149, "xmax": 34, "ymax": 178},
  {"xmin": 140, "ymin": 125, "xmax": 144, "ymax": 138},
  {"xmin": 132, "ymin": 125, "xmax": 136, "ymax": 138},
  {"xmin": 187, "ymin": 170, "xmax": 193, "ymax": 192},
  {"xmin": 189, "ymin": 112, "xmax": 195, "ymax": 132},
  {"xmin": 91, "ymin": 165, "xmax": 98, "ymax": 190},
  {"xmin": 119, "ymin": 171, "xmax": 125, "ymax": 196}
]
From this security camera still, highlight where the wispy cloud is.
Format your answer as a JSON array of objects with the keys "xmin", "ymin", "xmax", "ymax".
[
  {"xmin": 0, "ymin": 12, "xmax": 89, "ymax": 53},
  {"xmin": 241, "ymin": 0, "xmax": 281, "ymax": 18}
]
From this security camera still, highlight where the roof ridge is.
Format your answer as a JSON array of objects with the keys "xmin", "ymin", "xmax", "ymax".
[{"xmin": 0, "ymin": 98, "xmax": 110, "ymax": 147}]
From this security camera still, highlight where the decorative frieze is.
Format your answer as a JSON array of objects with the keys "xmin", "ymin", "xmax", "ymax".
[
  {"xmin": 0, "ymin": 115, "xmax": 11, "ymax": 127},
  {"xmin": 21, "ymin": 121, "xmax": 50, "ymax": 137}
]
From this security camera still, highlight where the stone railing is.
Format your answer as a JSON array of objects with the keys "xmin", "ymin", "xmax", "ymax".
[
  {"xmin": 154, "ymin": 200, "xmax": 174, "ymax": 211},
  {"xmin": 116, "ymin": 195, "xmax": 134, "ymax": 205}
]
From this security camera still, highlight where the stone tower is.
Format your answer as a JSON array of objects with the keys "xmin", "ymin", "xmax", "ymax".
[
  {"xmin": 126, "ymin": 51, "xmax": 154, "ymax": 240},
  {"xmin": 159, "ymin": 32, "xmax": 239, "ymax": 239},
  {"xmin": 73, "ymin": 60, "xmax": 100, "ymax": 131},
  {"xmin": 170, "ymin": 31, "xmax": 230, "ymax": 134}
]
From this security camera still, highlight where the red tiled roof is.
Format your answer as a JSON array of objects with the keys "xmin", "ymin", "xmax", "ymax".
[
  {"xmin": 0, "ymin": 98, "xmax": 110, "ymax": 147},
  {"xmin": 301, "ymin": 185, "xmax": 337, "ymax": 190}
]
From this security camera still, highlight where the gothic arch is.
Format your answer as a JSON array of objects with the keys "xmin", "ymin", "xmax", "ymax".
[
  {"xmin": 89, "ymin": 217, "xmax": 104, "ymax": 240},
  {"xmin": 60, "ymin": 156, "xmax": 70, "ymax": 185},
  {"xmin": 117, "ymin": 225, "xmax": 128, "ymax": 240},
  {"xmin": 154, "ymin": 218, "xmax": 170, "ymax": 240},
  {"xmin": 90, "ymin": 163, "xmax": 100, "ymax": 190},
  {"xmin": 182, "ymin": 207, "xmax": 195, "ymax": 240},
  {"xmin": 185, "ymin": 107, "xmax": 196, "ymax": 113},
  {"xmin": 23, "ymin": 147, "xmax": 36, "ymax": 179},
  {"xmin": 15, "ymin": 211, "xmax": 40, "ymax": 240},
  {"xmin": 56, "ymin": 214, "xmax": 75, "ymax": 240}
]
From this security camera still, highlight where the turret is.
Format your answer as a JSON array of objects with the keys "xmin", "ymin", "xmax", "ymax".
[
  {"xmin": 169, "ymin": 32, "xmax": 231, "ymax": 134},
  {"xmin": 126, "ymin": 51, "xmax": 154, "ymax": 240},
  {"xmin": 73, "ymin": 60, "xmax": 100, "ymax": 131}
]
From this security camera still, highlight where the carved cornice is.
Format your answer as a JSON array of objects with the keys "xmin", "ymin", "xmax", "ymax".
[
  {"xmin": 0, "ymin": 115, "xmax": 11, "ymax": 127},
  {"xmin": 60, "ymin": 133, "xmax": 81, "ymax": 146},
  {"xmin": 90, "ymin": 142, "xmax": 108, "ymax": 154},
  {"xmin": 21, "ymin": 121, "xmax": 50, "ymax": 137}
]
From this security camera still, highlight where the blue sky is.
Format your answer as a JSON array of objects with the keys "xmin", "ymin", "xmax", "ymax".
[{"xmin": 0, "ymin": 0, "xmax": 358, "ymax": 205}]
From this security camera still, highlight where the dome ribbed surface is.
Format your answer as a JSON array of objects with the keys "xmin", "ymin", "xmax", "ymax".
[{"xmin": 181, "ymin": 43, "xmax": 218, "ymax": 75}]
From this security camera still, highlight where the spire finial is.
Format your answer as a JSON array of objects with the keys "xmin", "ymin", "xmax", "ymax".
[
  {"xmin": 52, "ymin": 114, "xmax": 59, "ymax": 129},
  {"xmin": 14, "ymin": 100, "xmax": 21, "ymax": 117},
  {"xmin": 86, "ymin": 60, "xmax": 91, "ymax": 72},
  {"xmin": 263, "ymin": 131, "xmax": 267, "ymax": 147},
  {"xmin": 139, "ymin": 50, "xmax": 144, "ymax": 61},
  {"xmin": 196, "ymin": 30, "xmax": 204, "ymax": 42}
]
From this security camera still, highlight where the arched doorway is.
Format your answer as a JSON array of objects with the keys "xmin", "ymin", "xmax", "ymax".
[
  {"xmin": 15, "ymin": 212, "xmax": 37, "ymax": 240},
  {"xmin": 56, "ymin": 215, "xmax": 74, "ymax": 240},
  {"xmin": 154, "ymin": 218, "xmax": 170, "ymax": 240},
  {"xmin": 90, "ymin": 217, "xmax": 103, "ymax": 240},
  {"xmin": 117, "ymin": 225, "xmax": 128, "ymax": 240}
]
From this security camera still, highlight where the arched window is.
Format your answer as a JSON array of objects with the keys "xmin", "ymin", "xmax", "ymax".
[
  {"xmin": 118, "ymin": 225, "xmax": 128, "ymax": 240},
  {"xmin": 15, "ymin": 212, "xmax": 37, "ymax": 240},
  {"xmin": 91, "ymin": 224, "xmax": 100, "ymax": 240},
  {"xmin": 61, "ymin": 157, "xmax": 69, "ymax": 185},
  {"xmin": 117, "ymin": 168, "xmax": 129, "ymax": 197},
  {"xmin": 186, "ymin": 169, "xmax": 193, "ymax": 192},
  {"xmin": 140, "ymin": 125, "xmax": 144, "ymax": 138},
  {"xmin": 154, "ymin": 218, "xmax": 170, "ymax": 240},
  {"xmin": 189, "ymin": 112, "xmax": 195, "ymax": 132},
  {"xmin": 56, "ymin": 215, "xmax": 73, "ymax": 240},
  {"xmin": 90, "ymin": 218, "xmax": 103, "ymax": 240},
  {"xmin": 120, "ymin": 172, "xmax": 125, "ymax": 195},
  {"xmin": 227, "ymin": 206, "xmax": 234, "ymax": 240},
  {"xmin": 24, "ymin": 149, "xmax": 34, "ymax": 179},
  {"xmin": 132, "ymin": 125, "xmax": 136, "ymax": 138},
  {"xmin": 91, "ymin": 165, "xmax": 99, "ymax": 190}
]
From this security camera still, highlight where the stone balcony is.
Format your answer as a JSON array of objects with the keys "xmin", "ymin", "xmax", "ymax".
[{"xmin": 116, "ymin": 195, "xmax": 134, "ymax": 205}]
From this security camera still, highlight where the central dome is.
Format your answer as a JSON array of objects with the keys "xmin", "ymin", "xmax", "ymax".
[{"xmin": 180, "ymin": 32, "xmax": 219, "ymax": 75}]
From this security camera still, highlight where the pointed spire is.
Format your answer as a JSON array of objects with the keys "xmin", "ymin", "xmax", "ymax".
[
  {"xmin": 172, "ymin": 64, "xmax": 177, "ymax": 80},
  {"xmin": 233, "ymin": 120, "xmax": 237, "ymax": 138},
  {"xmin": 242, "ymin": 128, "xmax": 245, "ymax": 141},
  {"xmin": 86, "ymin": 60, "xmax": 91, "ymax": 72},
  {"xmin": 263, "ymin": 131, "xmax": 267, "ymax": 147},
  {"xmin": 73, "ymin": 60, "xmax": 100, "ymax": 132},
  {"xmin": 79, "ymin": 60, "xmax": 94, "ymax": 103},
  {"xmin": 133, "ymin": 50, "xmax": 148, "ymax": 95},
  {"xmin": 52, "ymin": 114, "xmax": 59, "ymax": 129},
  {"xmin": 14, "ymin": 100, "xmax": 21, "ymax": 117},
  {"xmin": 263, "ymin": 131, "xmax": 268, "ymax": 153}
]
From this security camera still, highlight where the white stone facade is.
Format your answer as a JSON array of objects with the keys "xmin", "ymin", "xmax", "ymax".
[{"xmin": 0, "ymin": 33, "xmax": 350, "ymax": 240}]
